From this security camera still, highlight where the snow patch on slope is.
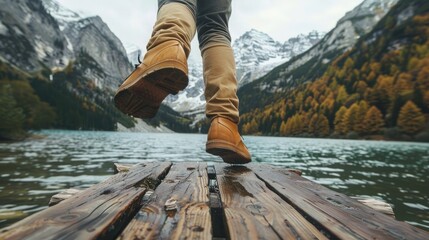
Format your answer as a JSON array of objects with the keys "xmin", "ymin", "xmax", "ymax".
[{"xmin": 42, "ymin": 0, "xmax": 91, "ymax": 30}]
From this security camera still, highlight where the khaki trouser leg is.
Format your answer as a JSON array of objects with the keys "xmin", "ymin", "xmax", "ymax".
[
  {"xmin": 147, "ymin": 2, "xmax": 196, "ymax": 58},
  {"xmin": 114, "ymin": 2, "xmax": 196, "ymax": 119},
  {"xmin": 202, "ymin": 45, "xmax": 240, "ymax": 123}
]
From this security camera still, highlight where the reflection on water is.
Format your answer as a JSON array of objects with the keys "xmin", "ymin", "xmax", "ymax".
[{"xmin": 0, "ymin": 130, "xmax": 428, "ymax": 230}]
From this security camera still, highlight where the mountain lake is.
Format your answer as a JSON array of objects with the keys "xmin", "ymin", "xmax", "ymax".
[{"xmin": 0, "ymin": 130, "xmax": 428, "ymax": 231}]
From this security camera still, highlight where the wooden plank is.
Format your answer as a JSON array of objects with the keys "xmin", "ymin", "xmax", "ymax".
[
  {"xmin": 0, "ymin": 162, "xmax": 172, "ymax": 240},
  {"xmin": 248, "ymin": 164, "xmax": 429, "ymax": 240},
  {"xmin": 48, "ymin": 163, "xmax": 134, "ymax": 207},
  {"xmin": 119, "ymin": 162, "xmax": 211, "ymax": 240},
  {"xmin": 215, "ymin": 164, "xmax": 328, "ymax": 240}
]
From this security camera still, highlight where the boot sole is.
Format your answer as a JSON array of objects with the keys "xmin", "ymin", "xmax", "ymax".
[
  {"xmin": 206, "ymin": 141, "xmax": 251, "ymax": 164},
  {"xmin": 114, "ymin": 67, "xmax": 188, "ymax": 119}
]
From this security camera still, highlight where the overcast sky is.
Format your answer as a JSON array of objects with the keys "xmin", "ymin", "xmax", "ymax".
[{"xmin": 55, "ymin": 0, "xmax": 364, "ymax": 55}]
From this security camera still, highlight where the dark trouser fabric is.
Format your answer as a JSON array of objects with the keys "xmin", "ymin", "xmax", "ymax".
[{"xmin": 158, "ymin": 0, "xmax": 232, "ymax": 52}]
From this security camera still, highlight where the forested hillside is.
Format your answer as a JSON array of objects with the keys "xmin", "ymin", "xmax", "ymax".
[
  {"xmin": 0, "ymin": 59, "xmax": 195, "ymax": 140},
  {"xmin": 239, "ymin": 0, "xmax": 429, "ymax": 141},
  {"xmin": 0, "ymin": 59, "xmax": 131, "ymax": 140}
]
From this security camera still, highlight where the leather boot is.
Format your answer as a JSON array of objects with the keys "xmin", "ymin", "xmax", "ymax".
[
  {"xmin": 206, "ymin": 117, "xmax": 251, "ymax": 164},
  {"xmin": 114, "ymin": 3, "xmax": 195, "ymax": 118}
]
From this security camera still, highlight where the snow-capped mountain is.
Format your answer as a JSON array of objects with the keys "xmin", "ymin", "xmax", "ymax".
[
  {"xmin": 41, "ymin": 0, "xmax": 89, "ymax": 30},
  {"xmin": 237, "ymin": 0, "xmax": 399, "ymax": 114},
  {"xmin": 0, "ymin": 0, "xmax": 132, "ymax": 91},
  {"xmin": 42, "ymin": 0, "xmax": 132, "ymax": 91},
  {"xmin": 165, "ymin": 59, "xmax": 206, "ymax": 113},
  {"xmin": 243, "ymin": 0, "xmax": 399, "ymax": 96},
  {"xmin": 157, "ymin": 29, "xmax": 324, "ymax": 114},
  {"xmin": 234, "ymin": 29, "xmax": 325, "ymax": 87}
]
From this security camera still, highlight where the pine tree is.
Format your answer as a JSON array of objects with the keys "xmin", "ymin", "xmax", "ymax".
[
  {"xmin": 290, "ymin": 115, "xmax": 301, "ymax": 135},
  {"xmin": 363, "ymin": 106, "xmax": 384, "ymax": 134},
  {"xmin": 247, "ymin": 119, "xmax": 258, "ymax": 134},
  {"xmin": 355, "ymin": 101, "xmax": 369, "ymax": 134},
  {"xmin": 354, "ymin": 81, "xmax": 368, "ymax": 95},
  {"xmin": 0, "ymin": 84, "xmax": 25, "ymax": 139},
  {"xmin": 343, "ymin": 103, "xmax": 360, "ymax": 134},
  {"xmin": 319, "ymin": 115, "xmax": 330, "ymax": 137},
  {"xmin": 397, "ymin": 101, "xmax": 426, "ymax": 135},
  {"xmin": 336, "ymin": 86, "xmax": 348, "ymax": 105},
  {"xmin": 334, "ymin": 106, "xmax": 348, "ymax": 135},
  {"xmin": 417, "ymin": 65, "xmax": 429, "ymax": 90},
  {"xmin": 284, "ymin": 118, "xmax": 293, "ymax": 135},
  {"xmin": 309, "ymin": 113, "xmax": 330, "ymax": 137},
  {"xmin": 394, "ymin": 73, "xmax": 413, "ymax": 97},
  {"xmin": 300, "ymin": 112, "xmax": 310, "ymax": 134},
  {"xmin": 280, "ymin": 121, "xmax": 287, "ymax": 136}
]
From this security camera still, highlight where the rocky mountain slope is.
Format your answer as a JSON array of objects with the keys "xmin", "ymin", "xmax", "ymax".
[
  {"xmin": 0, "ymin": 0, "xmax": 72, "ymax": 72},
  {"xmin": 238, "ymin": 0, "xmax": 399, "ymax": 113},
  {"xmin": 234, "ymin": 29, "xmax": 325, "ymax": 87},
  {"xmin": 42, "ymin": 0, "xmax": 132, "ymax": 91},
  {"xmin": 61, "ymin": 15, "xmax": 132, "ymax": 90}
]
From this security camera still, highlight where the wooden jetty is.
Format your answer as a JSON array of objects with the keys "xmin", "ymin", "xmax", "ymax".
[{"xmin": 0, "ymin": 162, "xmax": 428, "ymax": 240}]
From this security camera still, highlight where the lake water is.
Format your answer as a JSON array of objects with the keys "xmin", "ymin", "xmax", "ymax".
[{"xmin": 0, "ymin": 130, "xmax": 428, "ymax": 231}]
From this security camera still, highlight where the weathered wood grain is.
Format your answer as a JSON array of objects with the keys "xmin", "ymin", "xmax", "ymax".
[
  {"xmin": 49, "ymin": 188, "xmax": 82, "ymax": 207},
  {"xmin": 48, "ymin": 164, "xmax": 134, "ymax": 206},
  {"xmin": 215, "ymin": 164, "xmax": 328, "ymax": 240},
  {"xmin": 248, "ymin": 164, "xmax": 429, "ymax": 240},
  {"xmin": 119, "ymin": 162, "xmax": 211, "ymax": 240},
  {"xmin": 0, "ymin": 162, "xmax": 172, "ymax": 240}
]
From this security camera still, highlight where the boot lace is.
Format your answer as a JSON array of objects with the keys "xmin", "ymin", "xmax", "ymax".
[{"xmin": 134, "ymin": 53, "xmax": 142, "ymax": 69}]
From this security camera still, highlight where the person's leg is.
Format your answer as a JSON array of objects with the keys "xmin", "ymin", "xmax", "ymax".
[
  {"xmin": 197, "ymin": 0, "xmax": 251, "ymax": 164},
  {"xmin": 149, "ymin": 0, "xmax": 197, "ymax": 57},
  {"xmin": 114, "ymin": 1, "xmax": 196, "ymax": 118},
  {"xmin": 197, "ymin": 0, "xmax": 238, "ymax": 123}
]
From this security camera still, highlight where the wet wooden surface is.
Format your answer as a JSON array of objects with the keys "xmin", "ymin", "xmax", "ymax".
[
  {"xmin": 215, "ymin": 164, "xmax": 327, "ymax": 240},
  {"xmin": 247, "ymin": 164, "xmax": 429, "ymax": 240},
  {"xmin": 119, "ymin": 162, "xmax": 211, "ymax": 240},
  {"xmin": 0, "ymin": 162, "xmax": 172, "ymax": 240},
  {"xmin": 1, "ymin": 162, "xmax": 428, "ymax": 240}
]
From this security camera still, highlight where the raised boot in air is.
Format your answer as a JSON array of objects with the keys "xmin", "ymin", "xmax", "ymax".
[
  {"xmin": 114, "ymin": 41, "xmax": 188, "ymax": 118},
  {"xmin": 114, "ymin": 3, "xmax": 195, "ymax": 118},
  {"xmin": 206, "ymin": 117, "xmax": 251, "ymax": 164}
]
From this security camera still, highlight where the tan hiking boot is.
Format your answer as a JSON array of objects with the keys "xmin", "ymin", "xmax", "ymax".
[
  {"xmin": 114, "ymin": 40, "xmax": 188, "ymax": 118},
  {"xmin": 114, "ymin": 2, "xmax": 195, "ymax": 118},
  {"xmin": 206, "ymin": 117, "xmax": 251, "ymax": 164}
]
